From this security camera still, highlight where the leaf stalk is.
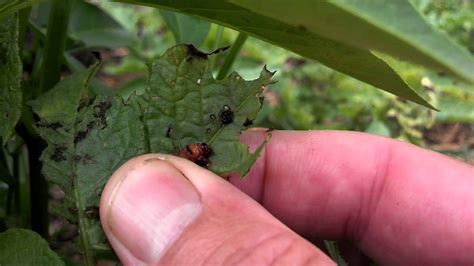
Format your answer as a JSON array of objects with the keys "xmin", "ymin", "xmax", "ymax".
[
  {"xmin": 38, "ymin": 0, "xmax": 72, "ymax": 95},
  {"xmin": 216, "ymin": 32, "xmax": 247, "ymax": 80}
]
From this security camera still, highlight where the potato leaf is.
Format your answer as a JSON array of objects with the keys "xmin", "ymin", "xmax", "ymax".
[
  {"xmin": 0, "ymin": 229, "xmax": 64, "ymax": 266},
  {"xmin": 0, "ymin": 14, "xmax": 22, "ymax": 144},
  {"xmin": 143, "ymin": 44, "xmax": 273, "ymax": 175},
  {"xmin": 32, "ymin": 44, "xmax": 273, "ymax": 263}
]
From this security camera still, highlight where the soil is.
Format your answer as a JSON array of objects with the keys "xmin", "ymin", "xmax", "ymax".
[{"xmin": 424, "ymin": 123, "xmax": 474, "ymax": 164}]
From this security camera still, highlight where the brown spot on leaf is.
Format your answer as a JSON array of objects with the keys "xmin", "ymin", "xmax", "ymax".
[
  {"xmin": 68, "ymin": 207, "xmax": 78, "ymax": 215},
  {"xmin": 81, "ymin": 154, "xmax": 95, "ymax": 164},
  {"xmin": 208, "ymin": 46, "xmax": 230, "ymax": 55},
  {"xmin": 186, "ymin": 44, "xmax": 208, "ymax": 59},
  {"xmin": 84, "ymin": 206, "xmax": 99, "ymax": 220},
  {"xmin": 51, "ymin": 145, "xmax": 67, "ymax": 162},
  {"xmin": 93, "ymin": 100, "xmax": 112, "ymax": 128},
  {"xmin": 243, "ymin": 118, "xmax": 253, "ymax": 127},
  {"xmin": 48, "ymin": 122, "xmax": 63, "ymax": 130},
  {"xmin": 74, "ymin": 121, "xmax": 94, "ymax": 144},
  {"xmin": 36, "ymin": 121, "xmax": 63, "ymax": 131},
  {"xmin": 166, "ymin": 125, "xmax": 173, "ymax": 138}
]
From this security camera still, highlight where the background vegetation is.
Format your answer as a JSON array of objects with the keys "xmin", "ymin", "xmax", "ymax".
[{"xmin": 0, "ymin": 0, "xmax": 472, "ymax": 264}]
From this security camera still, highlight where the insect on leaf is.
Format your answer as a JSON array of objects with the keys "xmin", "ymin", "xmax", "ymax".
[
  {"xmin": 143, "ymin": 44, "xmax": 274, "ymax": 176},
  {"xmin": 33, "ymin": 44, "xmax": 273, "ymax": 263}
]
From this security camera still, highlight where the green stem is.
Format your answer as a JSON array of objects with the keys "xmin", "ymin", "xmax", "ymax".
[
  {"xmin": 18, "ymin": 7, "xmax": 31, "ymax": 55},
  {"xmin": 216, "ymin": 32, "xmax": 247, "ymax": 80},
  {"xmin": 16, "ymin": 124, "xmax": 48, "ymax": 238},
  {"xmin": 210, "ymin": 25, "xmax": 224, "ymax": 69},
  {"xmin": 0, "ymin": 151, "xmax": 14, "ymax": 215},
  {"xmin": 13, "ymin": 143, "xmax": 31, "ymax": 228},
  {"xmin": 38, "ymin": 0, "xmax": 72, "ymax": 95},
  {"xmin": 10, "ymin": 152, "xmax": 21, "ymax": 215}
]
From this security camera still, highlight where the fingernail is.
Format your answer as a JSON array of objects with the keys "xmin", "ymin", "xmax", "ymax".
[{"xmin": 105, "ymin": 160, "xmax": 202, "ymax": 264}]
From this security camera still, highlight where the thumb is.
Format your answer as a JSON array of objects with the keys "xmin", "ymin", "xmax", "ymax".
[{"xmin": 100, "ymin": 154, "xmax": 335, "ymax": 265}]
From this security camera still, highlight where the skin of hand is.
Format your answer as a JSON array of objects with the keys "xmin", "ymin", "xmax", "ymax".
[{"xmin": 99, "ymin": 130, "xmax": 474, "ymax": 265}]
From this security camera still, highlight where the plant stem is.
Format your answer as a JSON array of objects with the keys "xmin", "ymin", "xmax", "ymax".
[
  {"xmin": 26, "ymin": 138, "xmax": 47, "ymax": 237},
  {"xmin": 0, "ymin": 151, "xmax": 14, "ymax": 214},
  {"xmin": 16, "ymin": 124, "xmax": 48, "ymax": 238},
  {"xmin": 210, "ymin": 25, "xmax": 224, "ymax": 69},
  {"xmin": 17, "ymin": 146, "xmax": 32, "ymax": 228},
  {"xmin": 18, "ymin": 7, "xmax": 31, "ymax": 55},
  {"xmin": 38, "ymin": 0, "xmax": 72, "ymax": 95},
  {"xmin": 216, "ymin": 32, "xmax": 247, "ymax": 80}
]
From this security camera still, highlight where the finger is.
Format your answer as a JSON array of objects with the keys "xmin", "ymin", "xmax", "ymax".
[
  {"xmin": 100, "ymin": 154, "xmax": 336, "ymax": 266},
  {"xmin": 230, "ymin": 129, "xmax": 474, "ymax": 265}
]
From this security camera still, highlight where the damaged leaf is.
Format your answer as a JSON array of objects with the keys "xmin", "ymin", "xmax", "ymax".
[
  {"xmin": 33, "ymin": 44, "xmax": 273, "ymax": 263},
  {"xmin": 143, "ymin": 44, "xmax": 274, "ymax": 175}
]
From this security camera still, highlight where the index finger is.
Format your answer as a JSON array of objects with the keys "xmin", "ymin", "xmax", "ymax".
[{"xmin": 230, "ymin": 129, "xmax": 474, "ymax": 265}]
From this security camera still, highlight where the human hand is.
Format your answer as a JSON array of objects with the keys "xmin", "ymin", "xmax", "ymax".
[{"xmin": 99, "ymin": 130, "xmax": 474, "ymax": 265}]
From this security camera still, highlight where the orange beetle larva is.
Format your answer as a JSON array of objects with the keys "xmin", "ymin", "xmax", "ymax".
[{"xmin": 179, "ymin": 143, "xmax": 213, "ymax": 168}]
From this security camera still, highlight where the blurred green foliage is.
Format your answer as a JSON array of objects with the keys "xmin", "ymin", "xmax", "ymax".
[{"xmin": 96, "ymin": 1, "xmax": 472, "ymax": 161}]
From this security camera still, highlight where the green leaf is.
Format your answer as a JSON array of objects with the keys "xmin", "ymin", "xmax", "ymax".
[
  {"xmin": 33, "ymin": 44, "xmax": 272, "ymax": 263},
  {"xmin": 0, "ymin": 228, "xmax": 64, "ymax": 266},
  {"xmin": 160, "ymin": 10, "xmax": 210, "ymax": 46},
  {"xmin": 235, "ymin": 0, "xmax": 474, "ymax": 83},
  {"xmin": 30, "ymin": 65, "xmax": 103, "ymax": 265},
  {"xmin": 144, "ymin": 44, "xmax": 273, "ymax": 175},
  {"xmin": 0, "ymin": 14, "xmax": 22, "ymax": 144},
  {"xmin": 68, "ymin": 1, "xmax": 134, "ymax": 49},
  {"xmin": 114, "ymin": 0, "xmax": 434, "ymax": 109}
]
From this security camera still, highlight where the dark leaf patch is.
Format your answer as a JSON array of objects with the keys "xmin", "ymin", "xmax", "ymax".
[
  {"xmin": 50, "ymin": 145, "xmax": 67, "ymax": 162},
  {"xmin": 74, "ymin": 121, "xmax": 94, "ymax": 144},
  {"xmin": 186, "ymin": 44, "xmax": 208, "ymax": 60},
  {"xmin": 84, "ymin": 206, "xmax": 99, "ymax": 220},
  {"xmin": 219, "ymin": 105, "xmax": 234, "ymax": 125},
  {"xmin": 93, "ymin": 100, "xmax": 112, "ymax": 128},
  {"xmin": 243, "ymin": 118, "xmax": 253, "ymax": 127}
]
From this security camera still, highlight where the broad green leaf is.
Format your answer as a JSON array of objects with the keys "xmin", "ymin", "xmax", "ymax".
[
  {"xmin": 114, "ymin": 0, "xmax": 434, "ymax": 109},
  {"xmin": 33, "ymin": 44, "xmax": 272, "ymax": 263},
  {"xmin": 0, "ymin": 14, "xmax": 22, "ymax": 144},
  {"xmin": 68, "ymin": 1, "xmax": 134, "ymax": 49},
  {"xmin": 0, "ymin": 229, "xmax": 64, "ymax": 266},
  {"xmin": 230, "ymin": 0, "xmax": 474, "ymax": 83},
  {"xmin": 160, "ymin": 10, "xmax": 211, "ymax": 46}
]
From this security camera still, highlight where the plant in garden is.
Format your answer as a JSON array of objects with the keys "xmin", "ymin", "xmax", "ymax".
[{"xmin": 0, "ymin": 0, "xmax": 473, "ymax": 265}]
